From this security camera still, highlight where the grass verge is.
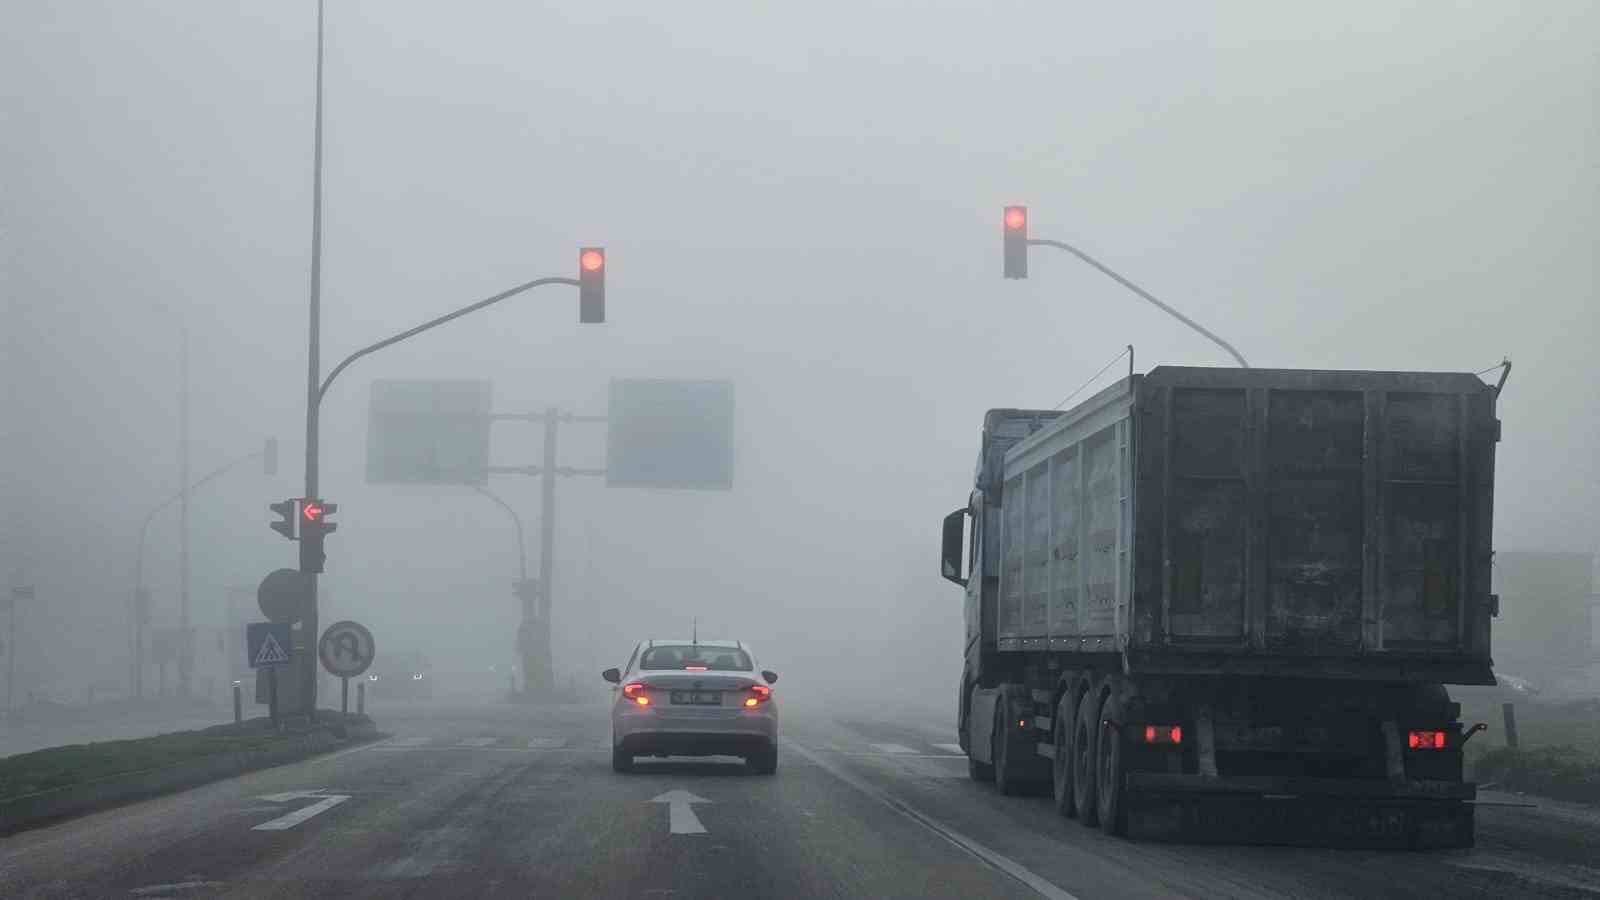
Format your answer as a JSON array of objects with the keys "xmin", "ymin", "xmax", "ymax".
[{"xmin": 0, "ymin": 711, "xmax": 373, "ymax": 800}]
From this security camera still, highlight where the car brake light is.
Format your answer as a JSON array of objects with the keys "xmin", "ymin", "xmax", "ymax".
[
  {"xmin": 1408, "ymin": 730, "xmax": 1447, "ymax": 750},
  {"xmin": 744, "ymin": 684, "xmax": 771, "ymax": 707},
  {"xmin": 623, "ymin": 682, "xmax": 650, "ymax": 706},
  {"xmin": 1142, "ymin": 725, "xmax": 1182, "ymax": 745}
]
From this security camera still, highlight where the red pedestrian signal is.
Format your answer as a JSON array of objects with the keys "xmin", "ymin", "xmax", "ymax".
[
  {"xmin": 579, "ymin": 247, "xmax": 605, "ymax": 324},
  {"xmin": 1003, "ymin": 206, "xmax": 1028, "ymax": 279}
]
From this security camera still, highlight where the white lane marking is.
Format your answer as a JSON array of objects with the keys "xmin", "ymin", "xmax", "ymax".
[
  {"xmin": 785, "ymin": 740, "xmax": 1080, "ymax": 900},
  {"xmin": 932, "ymin": 743, "xmax": 966, "ymax": 755},
  {"xmin": 869, "ymin": 743, "xmax": 918, "ymax": 755},
  {"xmin": 526, "ymin": 737, "xmax": 567, "ymax": 749},
  {"xmin": 308, "ymin": 738, "xmax": 391, "ymax": 764},
  {"xmin": 252, "ymin": 791, "xmax": 352, "ymax": 831},
  {"xmin": 459, "ymin": 737, "xmax": 497, "ymax": 747},
  {"xmin": 129, "ymin": 882, "xmax": 226, "ymax": 895},
  {"xmin": 650, "ymin": 789, "xmax": 711, "ymax": 835},
  {"xmin": 599, "ymin": 738, "xmax": 614, "ymax": 750}
]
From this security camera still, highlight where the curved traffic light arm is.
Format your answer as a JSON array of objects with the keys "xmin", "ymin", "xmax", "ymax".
[
  {"xmin": 134, "ymin": 445, "xmax": 274, "ymax": 590},
  {"xmin": 316, "ymin": 276, "xmax": 581, "ymax": 407},
  {"xmin": 1028, "ymin": 238, "xmax": 1250, "ymax": 369}
]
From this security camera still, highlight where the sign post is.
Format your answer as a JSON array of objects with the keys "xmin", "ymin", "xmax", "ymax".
[
  {"xmin": 318, "ymin": 620, "xmax": 375, "ymax": 719},
  {"xmin": 247, "ymin": 622, "xmax": 294, "ymax": 729}
]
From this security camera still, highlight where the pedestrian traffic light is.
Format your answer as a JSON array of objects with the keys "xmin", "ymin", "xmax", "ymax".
[
  {"xmin": 1003, "ymin": 206, "xmax": 1028, "ymax": 279},
  {"xmin": 579, "ymin": 247, "xmax": 605, "ymax": 324},
  {"xmin": 269, "ymin": 499, "xmax": 298, "ymax": 541},
  {"xmin": 298, "ymin": 499, "xmax": 337, "ymax": 574}
]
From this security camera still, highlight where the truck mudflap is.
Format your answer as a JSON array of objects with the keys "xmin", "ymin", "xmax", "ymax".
[{"xmin": 1124, "ymin": 774, "xmax": 1475, "ymax": 849}]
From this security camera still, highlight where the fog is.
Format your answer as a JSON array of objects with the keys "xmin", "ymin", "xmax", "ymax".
[{"xmin": 4, "ymin": 2, "xmax": 1596, "ymax": 713}]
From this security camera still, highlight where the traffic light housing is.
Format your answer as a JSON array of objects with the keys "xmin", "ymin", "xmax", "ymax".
[
  {"xmin": 298, "ymin": 499, "xmax": 337, "ymax": 574},
  {"xmin": 578, "ymin": 247, "xmax": 605, "ymax": 323},
  {"xmin": 1003, "ymin": 206, "xmax": 1028, "ymax": 279},
  {"xmin": 269, "ymin": 499, "xmax": 298, "ymax": 541}
]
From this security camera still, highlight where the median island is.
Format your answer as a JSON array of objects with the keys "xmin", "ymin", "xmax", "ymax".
[{"xmin": 1, "ymin": 711, "xmax": 379, "ymax": 834}]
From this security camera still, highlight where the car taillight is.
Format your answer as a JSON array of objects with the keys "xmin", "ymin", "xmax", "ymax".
[
  {"xmin": 1408, "ymin": 730, "xmax": 1447, "ymax": 750},
  {"xmin": 685, "ymin": 665, "xmax": 708, "ymax": 671},
  {"xmin": 744, "ymin": 684, "xmax": 771, "ymax": 708},
  {"xmin": 1142, "ymin": 725, "xmax": 1182, "ymax": 745},
  {"xmin": 623, "ymin": 682, "xmax": 650, "ymax": 706}
]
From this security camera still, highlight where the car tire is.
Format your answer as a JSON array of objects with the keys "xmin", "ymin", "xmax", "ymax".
[
  {"xmin": 612, "ymin": 744, "xmax": 633, "ymax": 774},
  {"xmin": 747, "ymin": 745, "xmax": 778, "ymax": 775}
]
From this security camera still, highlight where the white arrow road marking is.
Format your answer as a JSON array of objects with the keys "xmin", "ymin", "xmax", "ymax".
[
  {"xmin": 650, "ymin": 790, "xmax": 712, "ymax": 835},
  {"xmin": 932, "ymin": 743, "xmax": 966, "ymax": 755},
  {"xmin": 253, "ymin": 791, "xmax": 351, "ymax": 831},
  {"xmin": 869, "ymin": 743, "xmax": 918, "ymax": 755}
]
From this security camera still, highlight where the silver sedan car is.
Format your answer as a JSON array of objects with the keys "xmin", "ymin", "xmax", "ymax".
[{"xmin": 603, "ymin": 640, "xmax": 779, "ymax": 774}]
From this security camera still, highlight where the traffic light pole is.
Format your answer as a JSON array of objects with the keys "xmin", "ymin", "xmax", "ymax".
[
  {"xmin": 485, "ymin": 411, "xmax": 606, "ymax": 696},
  {"xmin": 1026, "ymin": 238, "xmax": 1250, "ymax": 368}
]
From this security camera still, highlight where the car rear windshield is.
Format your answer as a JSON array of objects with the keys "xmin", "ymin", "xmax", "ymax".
[{"xmin": 639, "ymin": 645, "xmax": 753, "ymax": 671}]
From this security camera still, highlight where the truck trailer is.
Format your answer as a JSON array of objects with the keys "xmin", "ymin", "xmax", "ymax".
[{"xmin": 940, "ymin": 366, "xmax": 1504, "ymax": 848}]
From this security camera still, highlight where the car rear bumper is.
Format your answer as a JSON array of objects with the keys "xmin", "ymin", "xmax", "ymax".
[{"xmin": 613, "ymin": 703, "xmax": 777, "ymax": 757}]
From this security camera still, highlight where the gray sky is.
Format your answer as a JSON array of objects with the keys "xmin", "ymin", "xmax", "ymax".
[{"xmin": 4, "ymin": 1, "xmax": 1596, "ymax": 699}]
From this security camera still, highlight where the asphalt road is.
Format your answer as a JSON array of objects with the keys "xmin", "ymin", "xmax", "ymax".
[{"xmin": 1, "ymin": 697, "xmax": 1597, "ymax": 899}]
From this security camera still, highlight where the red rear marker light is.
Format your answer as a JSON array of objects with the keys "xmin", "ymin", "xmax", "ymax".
[
  {"xmin": 1142, "ymin": 725, "xmax": 1183, "ymax": 745},
  {"xmin": 1408, "ymin": 730, "xmax": 1447, "ymax": 750}
]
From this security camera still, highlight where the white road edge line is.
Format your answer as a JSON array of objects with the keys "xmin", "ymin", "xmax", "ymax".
[
  {"xmin": 869, "ymin": 743, "xmax": 919, "ymax": 755},
  {"xmin": 308, "ymin": 737, "xmax": 393, "ymax": 763},
  {"xmin": 785, "ymin": 740, "xmax": 1080, "ymax": 900},
  {"xmin": 932, "ymin": 743, "xmax": 966, "ymax": 755}
]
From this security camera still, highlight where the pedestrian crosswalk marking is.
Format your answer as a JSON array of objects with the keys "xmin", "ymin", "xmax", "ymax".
[
  {"xmin": 932, "ymin": 743, "xmax": 965, "ymax": 755},
  {"xmin": 869, "ymin": 743, "xmax": 918, "ymax": 755}
]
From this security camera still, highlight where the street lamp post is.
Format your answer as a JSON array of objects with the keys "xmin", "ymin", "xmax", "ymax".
[{"xmin": 132, "ymin": 442, "xmax": 275, "ymax": 699}]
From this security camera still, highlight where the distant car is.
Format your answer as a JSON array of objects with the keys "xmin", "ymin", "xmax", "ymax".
[
  {"xmin": 603, "ymin": 640, "xmax": 779, "ymax": 775},
  {"xmin": 367, "ymin": 651, "xmax": 433, "ymax": 698}
]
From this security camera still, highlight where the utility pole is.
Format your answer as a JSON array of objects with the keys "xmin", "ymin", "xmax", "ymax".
[{"xmin": 536, "ymin": 407, "xmax": 558, "ymax": 694}]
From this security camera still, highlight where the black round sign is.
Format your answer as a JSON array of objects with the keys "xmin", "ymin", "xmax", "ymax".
[{"xmin": 257, "ymin": 568, "xmax": 311, "ymax": 623}]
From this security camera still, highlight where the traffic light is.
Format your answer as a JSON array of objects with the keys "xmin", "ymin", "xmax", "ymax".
[
  {"xmin": 269, "ymin": 499, "xmax": 298, "ymax": 541},
  {"xmin": 298, "ymin": 499, "xmax": 337, "ymax": 574},
  {"xmin": 578, "ymin": 247, "xmax": 605, "ymax": 323},
  {"xmin": 1003, "ymin": 206, "xmax": 1028, "ymax": 279}
]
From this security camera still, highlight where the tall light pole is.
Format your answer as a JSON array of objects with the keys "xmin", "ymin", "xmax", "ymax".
[
  {"xmin": 1002, "ymin": 206, "xmax": 1250, "ymax": 368},
  {"xmin": 177, "ymin": 323, "xmax": 193, "ymax": 697},
  {"xmin": 299, "ymin": 0, "xmax": 329, "ymax": 720}
]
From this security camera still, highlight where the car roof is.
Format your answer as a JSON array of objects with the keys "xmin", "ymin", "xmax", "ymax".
[{"xmin": 641, "ymin": 639, "xmax": 745, "ymax": 650}]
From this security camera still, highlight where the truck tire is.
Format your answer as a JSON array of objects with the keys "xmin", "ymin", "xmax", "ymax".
[
  {"xmin": 1095, "ymin": 688, "xmax": 1127, "ymax": 836},
  {"xmin": 1073, "ymin": 685, "xmax": 1103, "ymax": 826},
  {"xmin": 994, "ymin": 698, "xmax": 1026, "ymax": 796},
  {"xmin": 1052, "ymin": 692, "xmax": 1077, "ymax": 817},
  {"xmin": 967, "ymin": 685, "xmax": 994, "ymax": 782}
]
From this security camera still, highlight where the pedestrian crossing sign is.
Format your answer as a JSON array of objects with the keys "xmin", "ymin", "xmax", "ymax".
[{"xmin": 246, "ymin": 621, "xmax": 294, "ymax": 668}]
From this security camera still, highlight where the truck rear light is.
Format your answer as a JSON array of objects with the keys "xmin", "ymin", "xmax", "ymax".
[
  {"xmin": 744, "ymin": 684, "xmax": 771, "ymax": 707},
  {"xmin": 623, "ymin": 682, "xmax": 651, "ymax": 706},
  {"xmin": 1142, "ymin": 725, "xmax": 1182, "ymax": 745},
  {"xmin": 1408, "ymin": 730, "xmax": 1447, "ymax": 750}
]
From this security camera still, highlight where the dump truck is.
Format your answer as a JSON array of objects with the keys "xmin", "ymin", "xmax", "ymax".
[{"xmin": 940, "ymin": 366, "xmax": 1506, "ymax": 848}]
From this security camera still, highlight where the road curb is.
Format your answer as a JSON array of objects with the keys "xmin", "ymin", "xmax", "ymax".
[{"xmin": 0, "ymin": 723, "xmax": 382, "ymax": 836}]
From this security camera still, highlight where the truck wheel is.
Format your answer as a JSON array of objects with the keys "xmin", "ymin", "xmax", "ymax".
[
  {"xmin": 1073, "ymin": 687, "xmax": 1102, "ymax": 826},
  {"xmin": 966, "ymin": 686, "xmax": 994, "ymax": 782},
  {"xmin": 994, "ymin": 699, "xmax": 1025, "ymax": 796},
  {"xmin": 1095, "ymin": 690, "xmax": 1127, "ymax": 836},
  {"xmin": 1052, "ymin": 693, "xmax": 1076, "ymax": 818}
]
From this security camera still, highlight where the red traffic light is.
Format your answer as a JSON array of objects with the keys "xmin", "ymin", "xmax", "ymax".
[
  {"xmin": 302, "ymin": 501, "xmax": 323, "ymax": 523},
  {"xmin": 1004, "ymin": 207, "xmax": 1027, "ymax": 230},
  {"xmin": 580, "ymin": 249, "xmax": 605, "ymax": 272}
]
